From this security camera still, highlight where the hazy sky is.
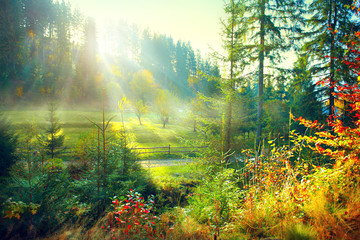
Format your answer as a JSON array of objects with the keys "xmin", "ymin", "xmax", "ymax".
[{"xmin": 69, "ymin": 0, "xmax": 225, "ymax": 55}]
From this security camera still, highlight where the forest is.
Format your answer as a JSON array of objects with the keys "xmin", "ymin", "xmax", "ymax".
[{"xmin": 1, "ymin": 0, "xmax": 360, "ymax": 239}]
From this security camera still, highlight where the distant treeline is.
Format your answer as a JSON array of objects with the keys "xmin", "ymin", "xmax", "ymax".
[{"xmin": 0, "ymin": 0, "xmax": 220, "ymax": 107}]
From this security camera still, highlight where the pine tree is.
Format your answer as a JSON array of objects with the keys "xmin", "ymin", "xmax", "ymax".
[
  {"xmin": 0, "ymin": 0, "xmax": 24, "ymax": 81},
  {"xmin": 233, "ymin": 0, "xmax": 305, "ymax": 152},
  {"xmin": 221, "ymin": 0, "xmax": 244, "ymax": 157},
  {"xmin": 41, "ymin": 100, "xmax": 64, "ymax": 159},
  {"xmin": 289, "ymin": 54, "xmax": 323, "ymax": 133},
  {"xmin": 302, "ymin": 0, "xmax": 359, "ymax": 116},
  {"xmin": 10, "ymin": 121, "xmax": 42, "ymax": 203}
]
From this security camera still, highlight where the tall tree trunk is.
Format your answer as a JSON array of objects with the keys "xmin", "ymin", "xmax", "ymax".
[
  {"xmin": 256, "ymin": 0, "xmax": 266, "ymax": 154},
  {"xmin": 102, "ymin": 89, "xmax": 107, "ymax": 200},
  {"xmin": 51, "ymin": 133, "xmax": 54, "ymax": 159},
  {"xmin": 329, "ymin": 0, "xmax": 337, "ymax": 117},
  {"xmin": 224, "ymin": 0, "xmax": 236, "ymax": 158}
]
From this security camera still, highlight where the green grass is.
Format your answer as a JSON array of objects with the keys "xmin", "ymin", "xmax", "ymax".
[
  {"xmin": 125, "ymin": 117, "xmax": 197, "ymax": 147},
  {"xmin": 149, "ymin": 164, "xmax": 200, "ymax": 187},
  {"xmin": 4, "ymin": 110, "xmax": 198, "ymax": 158}
]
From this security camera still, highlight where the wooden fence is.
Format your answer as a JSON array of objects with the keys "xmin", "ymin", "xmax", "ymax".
[
  {"xmin": 17, "ymin": 145, "xmax": 208, "ymax": 155},
  {"xmin": 131, "ymin": 145, "xmax": 208, "ymax": 155}
]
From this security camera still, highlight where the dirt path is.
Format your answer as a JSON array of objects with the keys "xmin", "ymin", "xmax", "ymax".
[{"xmin": 139, "ymin": 159, "xmax": 191, "ymax": 168}]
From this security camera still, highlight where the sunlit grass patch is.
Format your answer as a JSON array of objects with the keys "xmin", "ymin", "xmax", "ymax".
[
  {"xmin": 5, "ymin": 110, "xmax": 48, "ymax": 124},
  {"xmin": 149, "ymin": 164, "xmax": 198, "ymax": 187},
  {"xmin": 126, "ymin": 118, "xmax": 196, "ymax": 148},
  {"xmin": 4, "ymin": 109, "xmax": 198, "ymax": 159}
]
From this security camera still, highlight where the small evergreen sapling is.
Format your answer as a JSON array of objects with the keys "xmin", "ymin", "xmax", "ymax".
[{"xmin": 40, "ymin": 100, "xmax": 64, "ymax": 159}]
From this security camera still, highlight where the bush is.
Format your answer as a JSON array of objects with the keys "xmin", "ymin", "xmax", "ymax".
[
  {"xmin": 103, "ymin": 189, "xmax": 161, "ymax": 238},
  {"xmin": 284, "ymin": 224, "xmax": 317, "ymax": 240},
  {"xmin": 0, "ymin": 114, "xmax": 17, "ymax": 178},
  {"xmin": 188, "ymin": 168, "xmax": 241, "ymax": 237}
]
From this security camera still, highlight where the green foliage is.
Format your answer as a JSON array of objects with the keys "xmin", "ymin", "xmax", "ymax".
[
  {"xmin": 284, "ymin": 224, "xmax": 317, "ymax": 240},
  {"xmin": 0, "ymin": 114, "xmax": 17, "ymax": 177},
  {"xmin": 130, "ymin": 70, "xmax": 158, "ymax": 104},
  {"xmin": 263, "ymin": 99, "xmax": 289, "ymax": 136},
  {"xmin": 302, "ymin": 0, "xmax": 359, "ymax": 116},
  {"xmin": 188, "ymin": 168, "xmax": 241, "ymax": 236},
  {"xmin": 2, "ymin": 1, "xmax": 360, "ymax": 239},
  {"xmin": 9, "ymin": 152, "xmax": 43, "ymax": 201},
  {"xmin": 2, "ymin": 198, "xmax": 40, "ymax": 220},
  {"xmin": 43, "ymin": 158, "xmax": 64, "ymax": 172},
  {"xmin": 154, "ymin": 89, "xmax": 174, "ymax": 128},
  {"xmin": 35, "ymin": 170, "xmax": 75, "ymax": 232},
  {"xmin": 1, "ymin": 106, "xmax": 156, "ymax": 238},
  {"xmin": 38, "ymin": 101, "xmax": 65, "ymax": 159},
  {"xmin": 148, "ymin": 164, "xmax": 199, "ymax": 211},
  {"xmin": 290, "ymin": 55, "xmax": 324, "ymax": 133},
  {"xmin": 133, "ymin": 99, "xmax": 149, "ymax": 125}
]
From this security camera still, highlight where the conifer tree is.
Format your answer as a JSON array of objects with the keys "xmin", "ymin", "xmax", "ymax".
[
  {"xmin": 10, "ymin": 121, "xmax": 41, "ymax": 203},
  {"xmin": 41, "ymin": 100, "xmax": 64, "ymax": 159},
  {"xmin": 233, "ymin": 0, "xmax": 305, "ymax": 152},
  {"xmin": 289, "ymin": 54, "xmax": 323, "ymax": 132},
  {"xmin": 302, "ymin": 0, "xmax": 359, "ymax": 116},
  {"xmin": 221, "ymin": 0, "xmax": 243, "ymax": 156}
]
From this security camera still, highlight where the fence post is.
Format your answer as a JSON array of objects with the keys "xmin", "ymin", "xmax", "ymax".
[{"xmin": 168, "ymin": 144, "xmax": 171, "ymax": 155}]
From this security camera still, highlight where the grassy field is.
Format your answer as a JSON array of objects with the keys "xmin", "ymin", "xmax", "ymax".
[
  {"xmin": 4, "ymin": 109, "xmax": 198, "ymax": 158},
  {"xmin": 148, "ymin": 164, "xmax": 200, "ymax": 186}
]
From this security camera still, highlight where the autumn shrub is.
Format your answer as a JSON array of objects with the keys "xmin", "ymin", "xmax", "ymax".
[
  {"xmin": 101, "ymin": 190, "xmax": 212, "ymax": 240},
  {"xmin": 232, "ymin": 73, "xmax": 360, "ymax": 239},
  {"xmin": 298, "ymin": 164, "xmax": 360, "ymax": 239},
  {"xmin": 230, "ymin": 143, "xmax": 299, "ymax": 238},
  {"xmin": 102, "ymin": 189, "xmax": 165, "ymax": 239}
]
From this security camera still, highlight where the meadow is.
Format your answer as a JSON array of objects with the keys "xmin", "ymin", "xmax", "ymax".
[
  {"xmin": 4, "ymin": 98, "xmax": 360, "ymax": 240},
  {"xmin": 5, "ymin": 109, "xmax": 198, "ymax": 154}
]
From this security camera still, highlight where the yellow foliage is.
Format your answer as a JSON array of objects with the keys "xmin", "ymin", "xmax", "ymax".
[
  {"xmin": 111, "ymin": 65, "xmax": 122, "ymax": 77},
  {"xmin": 15, "ymin": 86, "xmax": 24, "ymax": 97},
  {"xmin": 118, "ymin": 97, "xmax": 130, "ymax": 112},
  {"xmin": 95, "ymin": 73, "xmax": 104, "ymax": 85},
  {"xmin": 110, "ymin": 122, "xmax": 123, "ymax": 132},
  {"xmin": 28, "ymin": 29, "xmax": 35, "ymax": 39}
]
